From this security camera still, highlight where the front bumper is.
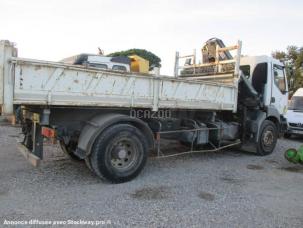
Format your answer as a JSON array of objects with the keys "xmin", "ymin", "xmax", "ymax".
[{"xmin": 287, "ymin": 126, "xmax": 303, "ymax": 135}]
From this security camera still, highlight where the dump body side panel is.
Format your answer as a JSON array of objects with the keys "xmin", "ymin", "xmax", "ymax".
[{"xmin": 12, "ymin": 58, "xmax": 237, "ymax": 111}]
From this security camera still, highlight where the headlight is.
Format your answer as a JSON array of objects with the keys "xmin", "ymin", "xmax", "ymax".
[{"xmin": 283, "ymin": 106, "xmax": 288, "ymax": 114}]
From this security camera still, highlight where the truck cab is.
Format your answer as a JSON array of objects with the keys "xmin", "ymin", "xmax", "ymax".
[
  {"xmin": 240, "ymin": 55, "xmax": 288, "ymax": 117},
  {"xmin": 238, "ymin": 56, "xmax": 288, "ymax": 151}
]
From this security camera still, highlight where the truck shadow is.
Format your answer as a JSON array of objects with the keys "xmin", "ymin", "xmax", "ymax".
[
  {"xmin": 278, "ymin": 166, "xmax": 303, "ymax": 173},
  {"xmin": 33, "ymin": 140, "xmax": 261, "ymax": 185},
  {"xmin": 25, "ymin": 159, "xmax": 104, "ymax": 187}
]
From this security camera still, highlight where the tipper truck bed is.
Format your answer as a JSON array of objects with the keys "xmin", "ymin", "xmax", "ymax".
[
  {"xmin": 7, "ymin": 51, "xmax": 238, "ymax": 112},
  {"xmin": 0, "ymin": 39, "xmax": 288, "ymax": 183}
]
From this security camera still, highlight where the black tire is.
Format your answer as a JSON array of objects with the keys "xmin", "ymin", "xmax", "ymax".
[
  {"xmin": 256, "ymin": 120, "xmax": 278, "ymax": 156},
  {"xmin": 90, "ymin": 124, "xmax": 148, "ymax": 183},
  {"xmin": 284, "ymin": 133, "xmax": 292, "ymax": 139},
  {"xmin": 59, "ymin": 141, "xmax": 83, "ymax": 161}
]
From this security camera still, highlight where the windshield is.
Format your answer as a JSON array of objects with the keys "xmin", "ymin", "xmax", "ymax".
[{"xmin": 289, "ymin": 96, "xmax": 303, "ymax": 110}]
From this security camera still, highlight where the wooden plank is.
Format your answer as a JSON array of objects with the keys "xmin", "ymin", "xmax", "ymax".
[
  {"xmin": 17, "ymin": 143, "xmax": 40, "ymax": 167},
  {"xmin": 218, "ymin": 45, "xmax": 239, "ymax": 52}
]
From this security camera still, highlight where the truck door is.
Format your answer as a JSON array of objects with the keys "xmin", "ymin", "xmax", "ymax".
[
  {"xmin": 271, "ymin": 64, "xmax": 288, "ymax": 115},
  {"xmin": 251, "ymin": 62, "xmax": 269, "ymax": 105}
]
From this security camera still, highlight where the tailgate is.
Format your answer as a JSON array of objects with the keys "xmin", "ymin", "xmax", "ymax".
[{"xmin": 0, "ymin": 40, "xmax": 17, "ymax": 115}]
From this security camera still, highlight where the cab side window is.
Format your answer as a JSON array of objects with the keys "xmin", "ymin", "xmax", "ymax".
[
  {"xmin": 89, "ymin": 63, "xmax": 108, "ymax": 69},
  {"xmin": 273, "ymin": 65, "xmax": 286, "ymax": 93},
  {"xmin": 240, "ymin": 65, "xmax": 250, "ymax": 78}
]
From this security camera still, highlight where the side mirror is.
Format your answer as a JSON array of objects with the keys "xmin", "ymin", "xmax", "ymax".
[{"xmin": 274, "ymin": 71, "xmax": 278, "ymax": 77}]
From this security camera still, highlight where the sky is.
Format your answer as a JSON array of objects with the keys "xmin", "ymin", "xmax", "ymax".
[{"xmin": 0, "ymin": 0, "xmax": 302, "ymax": 75}]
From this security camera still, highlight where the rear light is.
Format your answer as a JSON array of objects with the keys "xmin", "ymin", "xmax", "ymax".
[{"xmin": 41, "ymin": 127, "xmax": 56, "ymax": 138}]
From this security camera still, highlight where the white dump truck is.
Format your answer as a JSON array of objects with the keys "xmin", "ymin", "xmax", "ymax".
[{"xmin": 0, "ymin": 38, "xmax": 288, "ymax": 183}]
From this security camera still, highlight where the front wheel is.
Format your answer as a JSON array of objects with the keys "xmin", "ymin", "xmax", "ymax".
[
  {"xmin": 256, "ymin": 120, "xmax": 278, "ymax": 156},
  {"xmin": 89, "ymin": 124, "xmax": 148, "ymax": 183}
]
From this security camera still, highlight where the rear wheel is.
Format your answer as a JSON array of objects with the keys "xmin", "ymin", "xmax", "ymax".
[
  {"xmin": 89, "ymin": 124, "xmax": 148, "ymax": 183},
  {"xmin": 256, "ymin": 120, "xmax": 278, "ymax": 156}
]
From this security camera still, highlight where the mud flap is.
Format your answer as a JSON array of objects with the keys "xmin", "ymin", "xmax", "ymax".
[
  {"xmin": 19, "ymin": 122, "xmax": 43, "ymax": 167},
  {"xmin": 17, "ymin": 143, "xmax": 41, "ymax": 167}
]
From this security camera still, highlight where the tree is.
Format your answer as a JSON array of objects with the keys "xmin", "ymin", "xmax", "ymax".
[
  {"xmin": 272, "ymin": 50, "xmax": 287, "ymax": 61},
  {"xmin": 107, "ymin": 49, "xmax": 161, "ymax": 71},
  {"xmin": 272, "ymin": 45, "xmax": 303, "ymax": 94}
]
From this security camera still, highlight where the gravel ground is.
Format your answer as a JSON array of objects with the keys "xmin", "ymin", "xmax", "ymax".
[{"xmin": 0, "ymin": 124, "xmax": 303, "ymax": 227}]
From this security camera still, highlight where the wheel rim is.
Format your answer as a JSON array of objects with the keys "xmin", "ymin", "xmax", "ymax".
[
  {"xmin": 262, "ymin": 130, "xmax": 274, "ymax": 146},
  {"xmin": 109, "ymin": 138, "xmax": 139, "ymax": 171},
  {"xmin": 261, "ymin": 126, "xmax": 276, "ymax": 152}
]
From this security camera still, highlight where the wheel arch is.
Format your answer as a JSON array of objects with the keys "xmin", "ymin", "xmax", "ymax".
[
  {"xmin": 247, "ymin": 110, "xmax": 280, "ymax": 143},
  {"xmin": 266, "ymin": 115, "xmax": 280, "ymax": 131},
  {"xmin": 75, "ymin": 113, "xmax": 154, "ymax": 159}
]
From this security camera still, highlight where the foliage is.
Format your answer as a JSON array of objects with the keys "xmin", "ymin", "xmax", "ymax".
[
  {"xmin": 272, "ymin": 46, "xmax": 303, "ymax": 94},
  {"xmin": 107, "ymin": 49, "xmax": 161, "ymax": 71}
]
